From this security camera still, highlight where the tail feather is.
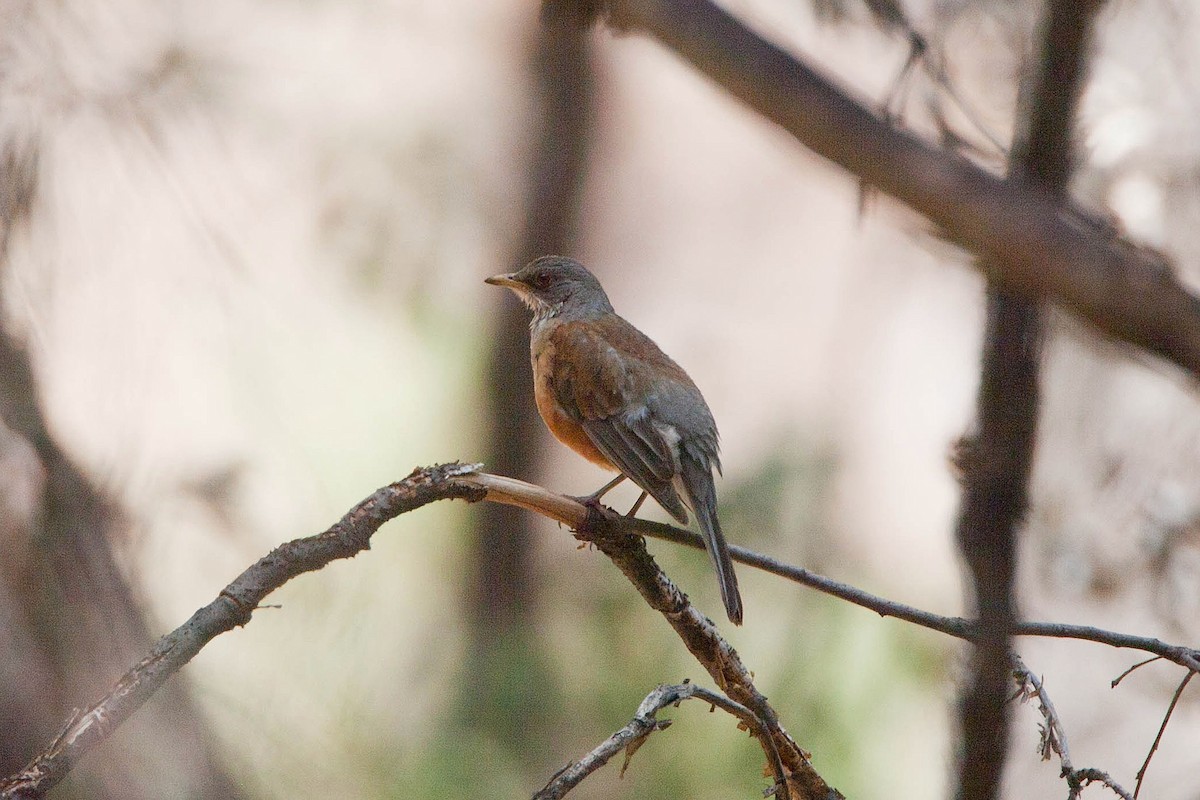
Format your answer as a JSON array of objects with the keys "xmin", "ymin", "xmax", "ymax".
[{"xmin": 681, "ymin": 456, "xmax": 743, "ymax": 625}]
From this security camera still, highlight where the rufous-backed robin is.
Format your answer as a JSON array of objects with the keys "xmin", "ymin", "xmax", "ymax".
[{"xmin": 485, "ymin": 255, "xmax": 743, "ymax": 625}]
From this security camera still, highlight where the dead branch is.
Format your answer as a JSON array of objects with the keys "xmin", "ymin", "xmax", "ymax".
[
  {"xmin": 532, "ymin": 682, "xmax": 789, "ymax": 800},
  {"xmin": 8, "ymin": 466, "xmax": 1200, "ymax": 799},
  {"xmin": 472, "ymin": 475, "xmax": 841, "ymax": 798},
  {"xmin": 0, "ymin": 463, "xmax": 487, "ymax": 800},
  {"xmin": 621, "ymin": 517, "xmax": 1200, "ymax": 675},
  {"xmin": 1133, "ymin": 671, "xmax": 1194, "ymax": 798},
  {"xmin": 1011, "ymin": 656, "xmax": 1133, "ymax": 800},
  {"xmin": 1, "ymin": 466, "xmax": 841, "ymax": 800}
]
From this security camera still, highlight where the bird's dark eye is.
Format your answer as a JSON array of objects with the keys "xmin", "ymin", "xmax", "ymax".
[{"xmin": 532, "ymin": 273, "xmax": 553, "ymax": 290}]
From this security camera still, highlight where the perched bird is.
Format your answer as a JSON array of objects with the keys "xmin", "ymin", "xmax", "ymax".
[{"xmin": 485, "ymin": 255, "xmax": 743, "ymax": 624}]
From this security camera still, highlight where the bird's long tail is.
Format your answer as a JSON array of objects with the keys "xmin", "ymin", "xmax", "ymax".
[{"xmin": 681, "ymin": 456, "xmax": 743, "ymax": 625}]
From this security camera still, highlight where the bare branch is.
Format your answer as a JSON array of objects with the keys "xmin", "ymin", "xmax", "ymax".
[
  {"xmin": 1112, "ymin": 657, "xmax": 1162, "ymax": 688},
  {"xmin": 545, "ymin": 0, "xmax": 1200, "ymax": 379},
  {"xmin": 1133, "ymin": 671, "xmax": 1195, "ymax": 799},
  {"xmin": 1012, "ymin": 656, "xmax": 1133, "ymax": 800},
  {"xmin": 561, "ymin": 513, "xmax": 838, "ymax": 797},
  {"xmin": 9, "ymin": 467, "xmax": 1200, "ymax": 799},
  {"xmin": 532, "ymin": 683, "xmax": 789, "ymax": 800},
  {"xmin": 0, "ymin": 463, "xmax": 488, "ymax": 800},
  {"xmin": 620, "ymin": 515, "xmax": 1200, "ymax": 675},
  {"xmin": 2, "ymin": 466, "xmax": 842, "ymax": 800},
  {"xmin": 1013, "ymin": 659, "xmax": 1071, "ymax": 769}
]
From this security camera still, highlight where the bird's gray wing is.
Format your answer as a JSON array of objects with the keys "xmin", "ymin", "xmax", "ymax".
[{"xmin": 550, "ymin": 320, "xmax": 689, "ymax": 523}]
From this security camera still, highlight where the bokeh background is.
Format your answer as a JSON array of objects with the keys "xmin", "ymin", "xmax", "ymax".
[{"xmin": 2, "ymin": 1, "xmax": 1200, "ymax": 798}]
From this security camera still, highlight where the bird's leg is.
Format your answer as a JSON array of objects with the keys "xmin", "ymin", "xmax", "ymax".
[
  {"xmin": 626, "ymin": 491, "xmax": 648, "ymax": 518},
  {"xmin": 589, "ymin": 474, "xmax": 626, "ymax": 501},
  {"xmin": 574, "ymin": 474, "xmax": 626, "ymax": 511}
]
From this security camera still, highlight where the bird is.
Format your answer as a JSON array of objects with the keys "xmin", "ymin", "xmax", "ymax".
[{"xmin": 485, "ymin": 255, "xmax": 743, "ymax": 625}]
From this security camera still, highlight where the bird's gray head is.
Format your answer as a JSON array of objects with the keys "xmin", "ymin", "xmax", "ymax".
[{"xmin": 485, "ymin": 255, "xmax": 614, "ymax": 322}]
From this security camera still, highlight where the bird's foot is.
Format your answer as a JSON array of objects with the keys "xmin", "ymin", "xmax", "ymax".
[
  {"xmin": 571, "ymin": 493, "xmax": 608, "ymax": 513},
  {"xmin": 569, "ymin": 474, "xmax": 627, "ymax": 512}
]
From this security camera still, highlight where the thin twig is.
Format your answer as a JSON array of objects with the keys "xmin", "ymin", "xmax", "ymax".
[
  {"xmin": 532, "ymin": 683, "xmax": 789, "ymax": 800},
  {"xmin": 1011, "ymin": 656, "xmax": 1133, "ymax": 800},
  {"xmin": 859, "ymin": 2, "xmax": 1006, "ymax": 155},
  {"xmin": 1072, "ymin": 769, "xmax": 1137, "ymax": 800},
  {"xmin": 685, "ymin": 686, "xmax": 790, "ymax": 799},
  {"xmin": 1133, "ymin": 671, "xmax": 1195, "ymax": 798},
  {"xmin": 611, "ymin": 511, "xmax": 1200, "ymax": 675},
  {"xmin": 1112, "ymin": 657, "xmax": 1162, "ymax": 688},
  {"xmin": 1013, "ymin": 658, "xmax": 1071, "ymax": 768}
]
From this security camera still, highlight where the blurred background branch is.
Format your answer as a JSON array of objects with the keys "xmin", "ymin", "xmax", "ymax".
[
  {"xmin": 552, "ymin": 0, "xmax": 1200, "ymax": 378},
  {"xmin": 0, "ymin": 119, "xmax": 241, "ymax": 800},
  {"xmin": 5, "ymin": 0, "xmax": 1200, "ymax": 797}
]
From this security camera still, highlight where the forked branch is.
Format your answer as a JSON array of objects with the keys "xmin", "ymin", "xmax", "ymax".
[
  {"xmin": 1011, "ymin": 656, "xmax": 1133, "ymax": 800},
  {"xmin": 533, "ymin": 682, "xmax": 789, "ymax": 800},
  {"xmin": 5, "ymin": 466, "xmax": 1198, "ymax": 799}
]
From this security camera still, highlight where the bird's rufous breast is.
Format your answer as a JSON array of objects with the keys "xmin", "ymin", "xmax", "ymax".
[{"xmin": 531, "ymin": 333, "xmax": 619, "ymax": 471}]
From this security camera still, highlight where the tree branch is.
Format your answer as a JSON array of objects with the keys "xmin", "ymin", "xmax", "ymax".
[
  {"xmin": 1133, "ymin": 671, "xmax": 1194, "ymax": 799},
  {"xmin": 532, "ymin": 683, "xmax": 789, "ymax": 800},
  {"xmin": 620, "ymin": 515, "xmax": 1200, "ymax": 675},
  {"xmin": 954, "ymin": 3, "xmax": 1103, "ymax": 796},
  {"xmin": 0, "ymin": 463, "xmax": 487, "ymax": 800},
  {"xmin": 1, "ymin": 466, "xmax": 843, "ymax": 800},
  {"xmin": 471, "ymin": 477, "xmax": 842, "ymax": 798},
  {"xmin": 9, "ymin": 467, "xmax": 1200, "ymax": 799},
  {"xmin": 569, "ymin": 516, "xmax": 839, "ymax": 798},
  {"xmin": 1012, "ymin": 655, "xmax": 1133, "ymax": 800},
  {"xmin": 543, "ymin": 0, "xmax": 1200, "ymax": 379}
]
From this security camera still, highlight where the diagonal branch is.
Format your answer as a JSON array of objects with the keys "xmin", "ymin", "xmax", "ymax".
[
  {"xmin": 544, "ymin": 0, "xmax": 1200, "ymax": 379},
  {"xmin": 622, "ymin": 516, "xmax": 1200, "ymax": 674},
  {"xmin": 532, "ymin": 682, "xmax": 789, "ymax": 800},
  {"xmin": 472, "ymin": 478, "xmax": 840, "ymax": 797},
  {"xmin": 1133, "ymin": 671, "xmax": 1194, "ymax": 799},
  {"xmin": 569, "ymin": 512, "xmax": 839, "ymax": 799},
  {"xmin": 1, "ymin": 466, "xmax": 842, "ymax": 800},
  {"xmin": 1012, "ymin": 655, "xmax": 1133, "ymax": 800},
  {"xmin": 0, "ymin": 463, "xmax": 487, "ymax": 800}
]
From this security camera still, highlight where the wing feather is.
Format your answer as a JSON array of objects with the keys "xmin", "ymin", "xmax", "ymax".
[{"xmin": 549, "ymin": 321, "xmax": 689, "ymax": 522}]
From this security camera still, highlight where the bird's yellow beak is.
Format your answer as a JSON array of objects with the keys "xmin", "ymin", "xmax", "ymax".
[{"xmin": 484, "ymin": 273, "xmax": 524, "ymax": 290}]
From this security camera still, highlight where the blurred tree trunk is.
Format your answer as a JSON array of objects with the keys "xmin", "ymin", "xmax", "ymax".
[
  {"xmin": 953, "ymin": 2, "xmax": 1098, "ymax": 797},
  {"xmin": 0, "ymin": 144, "xmax": 243, "ymax": 800},
  {"xmin": 463, "ymin": 14, "xmax": 595, "ymax": 762}
]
